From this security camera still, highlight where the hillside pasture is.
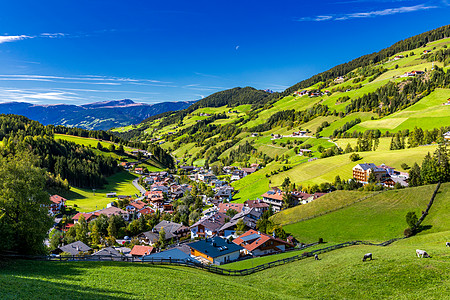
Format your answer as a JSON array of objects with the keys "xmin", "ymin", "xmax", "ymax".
[
  {"xmin": 64, "ymin": 171, "xmax": 139, "ymax": 212},
  {"xmin": 283, "ymin": 183, "xmax": 445, "ymax": 243},
  {"xmin": 1, "ymin": 230, "xmax": 448, "ymax": 299}
]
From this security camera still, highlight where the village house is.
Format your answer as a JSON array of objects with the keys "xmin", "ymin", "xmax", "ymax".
[
  {"xmin": 145, "ymin": 191, "xmax": 165, "ymax": 209},
  {"xmin": 244, "ymin": 199, "xmax": 269, "ymax": 213},
  {"xmin": 188, "ymin": 236, "xmax": 243, "ymax": 265},
  {"xmin": 49, "ymin": 195, "xmax": 66, "ymax": 216},
  {"xmin": 352, "ymin": 163, "xmax": 387, "ymax": 183},
  {"xmin": 214, "ymin": 186, "xmax": 234, "ymax": 202},
  {"xmin": 218, "ymin": 208, "xmax": 262, "ymax": 237},
  {"xmin": 291, "ymin": 191, "xmax": 314, "ymax": 204},
  {"xmin": 125, "ymin": 200, "xmax": 147, "ymax": 213},
  {"xmin": 334, "ymin": 76, "xmax": 345, "ymax": 83},
  {"xmin": 423, "ymin": 50, "xmax": 431, "ymax": 54},
  {"xmin": 72, "ymin": 212, "xmax": 100, "ymax": 224},
  {"xmin": 393, "ymin": 55, "xmax": 404, "ymax": 60},
  {"xmin": 143, "ymin": 248, "xmax": 199, "ymax": 263},
  {"xmin": 91, "ymin": 247, "xmax": 124, "ymax": 260},
  {"xmin": 190, "ymin": 212, "xmax": 228, "ymax": 238},
  {"xmin": 130, "ymin": 245, "xmax": 155, "ymax": 257},
  {"xmin": 241, "ymin": 167, "xmax": 257, "ymax": 176},
  {"xmin": 261, "ymin": 189, "xmax": 285, "ymax": 212},
  {"xmin": 154, "ymin": 220, "xmax": 190, "ymax": 241},
  {"xmin": 230, "ymin": 170, "xmax": 244, "ymax": 181},
  {"xmin": 137, "ymin": 207, "xmax": 154, "ymax": 218},
  {"xmin": 106, "ymin": 192, "xmax": 117, "ymax": 198},
  {"xmin": 218, "ymin": 202, "xmax": 245, "ymax": 214},
  {"xmin": 444, "ymin": 131, "xmax": 450, "ymax": 141},
  {"xmin": 96, "ymin": 206, "xmax": 129, "ymax": 221},
  {"xmin": 52, "ymin": 241, "xmax": 92, "ymax": 256},
  {"xmin": 198, "ymin": 172, "xmax": 217, "ymax": 183},
  {"xmin": 443, "ymin": 99, "xmax": 450, "ymax": 106},
  {"xmin": 233, "ymin": 229, "xmax": 294, "ymax": 256}
]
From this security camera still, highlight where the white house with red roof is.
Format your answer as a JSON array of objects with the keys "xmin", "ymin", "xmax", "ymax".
[
  {"xmin": 233, "ymin": 229, "xmax": 294, "ymax": 256},
  {"xmin": 49, "ymin": 195, "xmax": 67, "ymax": 216}
]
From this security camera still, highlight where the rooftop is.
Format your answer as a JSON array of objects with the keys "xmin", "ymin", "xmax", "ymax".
[{"xmin": 188, "ymin": 236, "xmax": 243, "ymax": 258}]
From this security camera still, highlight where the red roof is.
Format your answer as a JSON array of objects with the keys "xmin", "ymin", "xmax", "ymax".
[
  {"xmin": 130, "ymin": 245, "xmax": 154, "ymax": 256},
  {"xmin": 72, "ymin": 212, "xmax": 98, "ymax": 222},
  {"xmin": 261, "ymin": 190, "xmax": 284, "ymax": 201},
  {"xmin": 218, "ymin": 203, "xmax": 244, "ymax": 214},
  {"xmin": 233, "ymin": 229, "xmax": 294, "ymax": 252},
  {"xmin": 244, "ymin": 200, "xmax": 269, "ymax": 209},
  {"xmin": 50, "ymin": 195, "xmax": 67, "ymax": 205},
  {"xmin": 139, "ymin": 207, "xmax": 154, "ymax": 215}
]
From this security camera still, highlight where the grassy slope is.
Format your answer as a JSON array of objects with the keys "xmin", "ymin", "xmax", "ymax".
[
  {"xmin": 268, "ymin": 144, "xmax": 436, "ymax": 187},
  {"xmin": 64, "ymin": 171, "xmax": 140, "ymax": 212},
  {"xmin": 271, "ymin": 190, "xmax": 374, "ymax": 225},
  {"xmin": 352, "ymin": 88, "xmax": 450, "ymax": 133},
  {"xmin": 282, "ymin": 183, "xmax": 446, "ymax": 243},
  {"xmin": 55, "ymin": 134, "xmax": 133, "ymax": 152},
  {"xmin": 1, "ymin": 231, "xmax": 448, "ymax": 299}
]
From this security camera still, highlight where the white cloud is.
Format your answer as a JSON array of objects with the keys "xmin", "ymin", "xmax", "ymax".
[
  {"xmin": 297, "ymin": 4, "xmax": 437, "ymax": 22},
  {"xmin": 0, "ymin": 35, "xmax": 33, "ymax": 44}
]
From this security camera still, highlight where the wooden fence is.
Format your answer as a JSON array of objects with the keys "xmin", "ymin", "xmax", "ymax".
[{"xmin": 0, "ymin": 238, "xmax": 402, "ymax": 276}]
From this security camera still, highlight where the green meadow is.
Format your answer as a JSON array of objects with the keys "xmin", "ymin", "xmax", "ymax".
[{"xmin": 64, "ymin": 171, "xmax": 140, "ymax": 212}]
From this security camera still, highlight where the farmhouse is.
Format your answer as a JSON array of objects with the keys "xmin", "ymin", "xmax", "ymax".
[
  {"xmin": 188, "ymin": 236, "xmax": 243, "ymax": 265},
  {"xmin": 352, "ymin": 163, "xmax": 387, "ymax": 183},
  {"xmin": 233, "ymin": 229, "xmax": 294, "ymax": 256}
]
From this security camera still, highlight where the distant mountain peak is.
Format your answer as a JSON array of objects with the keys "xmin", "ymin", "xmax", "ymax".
[{"xmin": 81, "ymin": 99, "xmax": 139, "ymax": 109}]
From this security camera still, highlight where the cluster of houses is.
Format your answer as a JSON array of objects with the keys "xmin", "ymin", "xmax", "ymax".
[
  {"xmin": 261, "ymin": 188, "xmax": 326, "ymax": 212},
  {"xmin": 352, "ymin": 163, "xmax": 409, "ymax": 187},
  {"xmin": 400, "ymin": 70, "xmax": 425, "ymax": 78},
  {"xmin": 51, "ymin": 196, "xmax": 297, "ymax": 266},
  {"xmin": 294, "ymin": 90, "xmax": 330, "ymax": 97}
]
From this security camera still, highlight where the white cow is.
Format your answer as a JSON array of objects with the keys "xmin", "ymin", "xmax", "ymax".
[{"xmin": 416, "ymin": 249, "xmax": 430, "ymax": 258}]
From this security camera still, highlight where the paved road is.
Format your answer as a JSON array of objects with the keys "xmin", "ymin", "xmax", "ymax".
[{"xmin": 132, "ymin": 178, "xmax": 146, "ymax": 195}]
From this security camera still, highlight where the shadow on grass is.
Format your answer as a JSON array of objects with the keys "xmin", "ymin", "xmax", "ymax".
[
  {"xmin": 415, "ymin": 225, "xmax": 432, "ymax": 234},
  {"xmin": 0, "ymin": 260, "xmax": 195, "ymax": 299}
]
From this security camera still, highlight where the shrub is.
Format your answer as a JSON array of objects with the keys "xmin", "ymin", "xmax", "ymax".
[
  {"xmin": 403, "ymin": 228, "xmax": 414, "ymax": 237},
  {"xmin": 406, "ymin": 211, "xmax": 418, "ymax": 229},
  {"xmin": 349, "ymin": 153, "xmax": 362, "ymax": 161},
  {"xmin": 401, "ymin": 163, "xmax": 410, "ymax": 170}
]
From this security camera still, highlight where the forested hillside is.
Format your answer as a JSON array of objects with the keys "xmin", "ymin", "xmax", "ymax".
[
  {"xmin": 109, "ymin": 25, "xmax": 450, "ymax": 199},
  {"xmin": 0, "ymin": 114, "xmax": 174, "ymax": 189}
]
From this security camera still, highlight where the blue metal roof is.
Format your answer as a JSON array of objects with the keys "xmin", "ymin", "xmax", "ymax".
[
  {"xmin": 188, "ymin": 236, "xmax": 243, "ymax": 258},
  {"xmin": 142, "ymin": 248, "xmax": 198, "ymax": 263}
]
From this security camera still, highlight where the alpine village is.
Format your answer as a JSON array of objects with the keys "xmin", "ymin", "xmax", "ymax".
[{"xmin": 0, "ymin": 16, "xmax": 449, "ymax": 300}]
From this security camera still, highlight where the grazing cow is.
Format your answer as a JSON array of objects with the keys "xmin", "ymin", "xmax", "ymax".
[
  {"xmin": 416, "ymin": 249, "xmax": 430, "ymax": 258},
  {"xmin": 314, "ymin": 254, "xmax": 319, "ymax": 260},
  {"xmin": 362, "ymin": 253, "xmax": 372, "ymax": 262},
  {"xmin": 446, "ymin": 242, "xmax": 450, "ymax": 247}
]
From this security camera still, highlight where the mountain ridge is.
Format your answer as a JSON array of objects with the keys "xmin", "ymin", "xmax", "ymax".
[{"xmin": 0, "ymin": 99, "xmax": 196, "ymax": 130}]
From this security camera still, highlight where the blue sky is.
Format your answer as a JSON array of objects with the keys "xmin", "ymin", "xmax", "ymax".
[{"xmin": 0, "ymin": 0, "xmax": 449, "ymax": 105}]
